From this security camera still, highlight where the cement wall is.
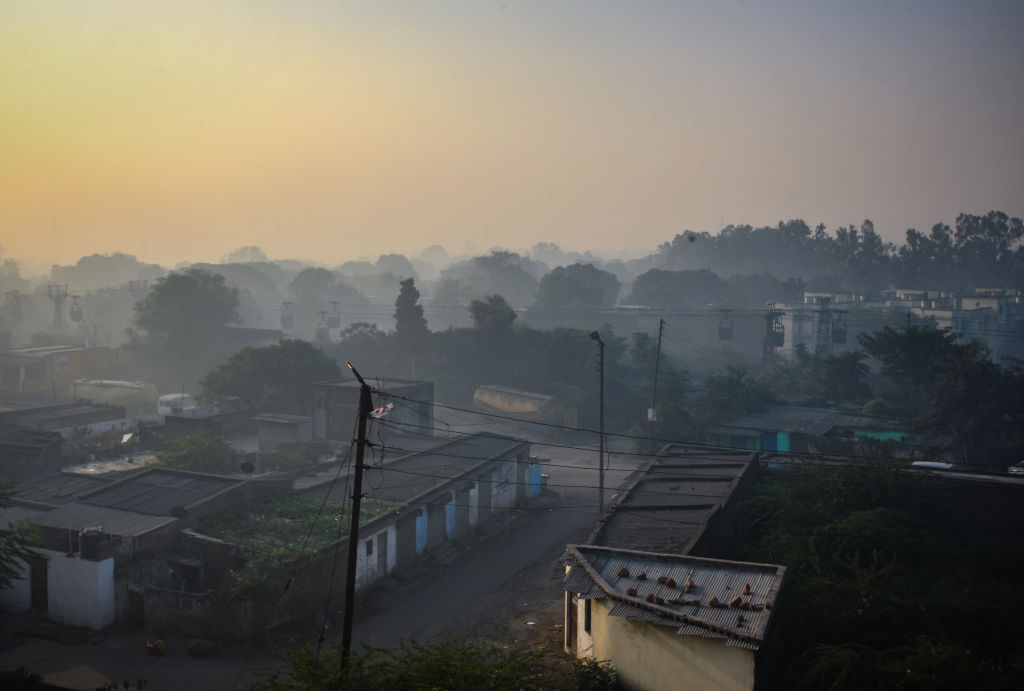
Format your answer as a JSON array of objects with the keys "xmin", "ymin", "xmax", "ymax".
[
  {"xmin": 0, "ymin": 557, "xmax": 31, "ymax": 611},
  {"xmin": 42, "ymin": 548, "xmax": 115, "ymax": 630},
  {"xmin": 574, "ymin": 596, "xmax": 756, "ymax": 691}
]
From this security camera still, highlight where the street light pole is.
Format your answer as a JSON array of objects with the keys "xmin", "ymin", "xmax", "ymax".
[{"xmin": 590, "ymin": 331, "xmax": 605, "ymax": 512}]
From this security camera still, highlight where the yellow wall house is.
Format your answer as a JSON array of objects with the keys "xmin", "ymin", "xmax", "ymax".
[
  {"xmin": 562, "ymin": 545, "xmax": 785, "ymax": 691},
  {"xmin": 6, "ymin": 345, "xmax": 117, "ymax": 395}
]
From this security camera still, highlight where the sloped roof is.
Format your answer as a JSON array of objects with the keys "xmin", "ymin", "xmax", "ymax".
[
  {"xmin": 563, "ymin": 544, "xmax": 785, "ymax": 650},
  {"xmin": 10, "ymin": 472, "xmax": 115, "ymax": 506},
  {"xmin": 32, "ymin": 502, "xmax": 176, "ymax": 537},
  {"xmin": 590, "ymin": 445, "xmax": 756, "ymax": 553},
  {"xmin": 77, "ymin": 468, "xmax": 242, "ymax": 516},
  {"xmin": 722, "ymin": 405, "xmax": 910, "ymax": 437}
]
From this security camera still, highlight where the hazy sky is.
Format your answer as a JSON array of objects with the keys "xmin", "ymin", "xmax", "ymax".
[{"xmin": 2, "ymin": 1, "xmax": 1022, "ymax": 267}]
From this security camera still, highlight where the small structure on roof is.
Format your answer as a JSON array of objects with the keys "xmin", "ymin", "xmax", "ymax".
[
  {"xmin": 253, "ymin": 413, "xmax": 312, "ymax": 452},
  {"xmin": 563, "ymin": 544, "xmax": 785, "ymax": 691},
  {"xmin": 312, "ymin": 377, "xmax": 433, "ymax": 440}
]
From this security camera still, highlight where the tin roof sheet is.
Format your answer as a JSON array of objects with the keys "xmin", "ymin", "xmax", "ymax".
[
  {"xmin": 563, "ymin": 544, "xmax": 785, "ymax": 648},
  {"xmin": 33, "ymin": 502, "xmax": 176, "ymax": 537},
  {"xmin": 78, "ymin": 468, "xmax": 241, "ymax": 516},
  {"xmin": 10, "ymin": 473, "xmax": 115, "ymax": 506},
  {"xmin": 307, "ymin": 433, "xmax": 528, "ymax": 506},
  {"xmin": 591, "ymin": 445, "xmax": 755, "ymax": 552}
]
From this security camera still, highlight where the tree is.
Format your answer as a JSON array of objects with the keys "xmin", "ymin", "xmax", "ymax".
[
  {"xmin": 221, "ymin": 246, "xmax": 268, "ymax": 264},
  {"xmin": 626, "ymin": 269, "xmax": 735, "ymax": 309},
  {"xmin": 132, "ymin": 268, "xmax": 240, "ymax": 353},
  {"xmin": 200, "ymin": 339, "xmax": 340, "ymax": 415},
  {"xmin": 469, "ymin": 294, "xmax": 517, "ymax": 332},
  {"xmin": 393, "ymin": 278, "xmax": 428, "ymax": 343},
  {"xmin": 154, "ymin": 430, "xmax": 238, "ymax": 474},
  {"xmin": 533, "ymin": 263, "xmax": 621, "ymax": 310},
  {"xmin": 0, "ymin": 485, "xmax": 38, "ymax": 589},
  {"xmin": 857, "ymin": 326, "xmax": 960, "ymax": 414}
]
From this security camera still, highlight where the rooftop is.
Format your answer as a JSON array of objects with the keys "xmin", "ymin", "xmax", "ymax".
[
  {"xmin": 305, "ymin": 433, "xmax": 527, "ymax": 506},
  {"xmin": 31, "ymin": 502, "xmax": 176, "ymax": 537},
  {"xmin": 590, "ymin": 445, "xmax": 756, "ymax": 553},
  {"xmin": 9, "ymin": 473, "xmax": 115, "ymax": 507},
  {"xmin": 314, "ymin": 377, "xmax": 430, "ymax": 390},
  {"xmin": 76, "ymin": 468, "xmax": 243, "ymax": 516},
  {"xmin": 563, "ymin": 544, "xmax": 785, "ymax": 650},
  {"xmin": 718, "ymin": 405, "xmax": 910, "ymax": 437},
  {"xmin": 253, "ymin": 413, "xmax": 312, "ymax": 424}
]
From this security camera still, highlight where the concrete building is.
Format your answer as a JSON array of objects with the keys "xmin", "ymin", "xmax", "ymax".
[
  {"xmin": 703, "ymin": 405, "xmax": 913, "ymax": 455},
  {"xmin": 0, "ymin": 345, "xmax": 117, "ymax": 395},
  {"xmin": 563, "ymin": 544, "xmax": 785, "ymax": 691},
  {"xmin": 312, "ymin": 377, "xmax": 433, "ymax": 440},
  {"xmin": 0, "ymin": 424, "xmax": 63, "ymax": 481},
  {"xmin": 300, "ymin": 433, "xmax": 533, "ymax": 589},
  {"xmin": 253, "ymin": 413, "xmax": 312, "ymax": 451}
]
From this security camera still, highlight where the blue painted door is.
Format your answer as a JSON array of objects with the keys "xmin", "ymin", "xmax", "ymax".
[{"xmin": 529, "ymin": 465, "xmax": 543, "ymax": 497}]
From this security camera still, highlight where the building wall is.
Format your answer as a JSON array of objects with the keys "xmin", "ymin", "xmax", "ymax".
[
  {"xmin": 41, "ymin": 548, "xmax": 115, "ymax": 630},
  {"xmin": 576, "ymin": 597, "xmax": 756, "ymax": 691},
  {"xmin": 0, "ymin": 557, "xmax": 31, "ymax": 611}
]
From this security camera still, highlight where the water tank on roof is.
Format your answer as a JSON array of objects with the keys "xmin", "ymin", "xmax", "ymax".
[{"xmin": 80, "ymin": 527, "xmax": 104, "ymax": 559}]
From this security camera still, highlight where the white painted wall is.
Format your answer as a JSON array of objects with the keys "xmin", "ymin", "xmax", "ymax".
[
  {"xmin": 354, "ymin": 525, "xmax": 398, "ymax": 590},
  {"xmin": 42, "ymin": 548, "xmax": 115, "ymax": 630},
  {"xmin": 491, "ymin": 460, "xmax": 518, "ymax": 510},
  {"xmin": 0, "ymin": 557, "xmax": 31, "ymax": 611}
]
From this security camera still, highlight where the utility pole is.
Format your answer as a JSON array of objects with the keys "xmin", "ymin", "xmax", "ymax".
[
  {"xmin": 589, "ymin": 331, "xmax": 605, "ymax": 512},
  {"xmin": 648, "ymin": 318, "xmax": 665, "ymax": 423},
  {"xmin": 340, "ymin": 361, "xmax": 373, "ymax": 669},
  {"xmin": 47, "ymin": 284, "xmax": 68, "ymax": 329}
]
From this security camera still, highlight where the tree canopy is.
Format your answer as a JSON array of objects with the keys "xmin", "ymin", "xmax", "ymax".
[
  {"xmin": 154, "ymin": 430, "xmax": 238, "ymax": 474},
  {"xmin": 132, "ymin": 268, "xmax": 240, "ymax": 352},
  {"xmin": 200, "ymin": 339, "xmax": 340, "ymax": 414},
  {"xmin": 533, "ymin": 263, "xmax": 621, "ymax": 310},
  {"xmin": 393, "ymin": 277, "xmax": 428, "ymax": 343}
]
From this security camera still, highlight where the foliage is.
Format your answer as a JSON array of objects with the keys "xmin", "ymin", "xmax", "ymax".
[
  {"xmin": 222, "ymin": 246, "xmax": 269, "ymax": 263},
  {"xmin": 258, "ymin": 441, "xmax": 334, "ymax": 472},
  {"xmin": 393, "ymin": 277, "xmax": 428, "ymax": 343},
  {"xmin": 154, "ymin": 430, "xmax": 239, "ymax": 474},
  {"xmin": 626, "ymin": 268, "xmax": 734, "ymax": 309},
  {"xmin": 760, "ymin": 344, "xmax": 871, "ymax": 405},
  {"xmin": 727, "ymin": 462, "xmax": 1024, "ymax": 690},
  {"xmin": 200, "ymin": 339, "xmax": 340, "ymax": 415},
  {"xmin": 131, "ymin": 268, "xmax": 240, "ymax": 353},
  {"xmin": 0, "ymin": 483, "xmax": 40, "ymax": 589},
  {"xmin": 245, "ymin": 637, "xmax": 552, "ymax": 691},
  {"xmin": 468, "ymin": 294, "xmax": 517, "ymax": 332},
  {"xmin": 533, "ymin": 263, "xmax": 621, "ymax": 310},
  {"xmin": 439, "ymin": 251, "xmax": 540, "ymax": 307},
  {"xmin": 569, "ymin": 657, "xmax": 622, "ymax": 691},
  {"xmin": 694, "ymin": 365, "xmax": 774, "ymax": 425}
]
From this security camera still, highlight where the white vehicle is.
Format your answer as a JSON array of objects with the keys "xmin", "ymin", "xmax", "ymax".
[
  {"xmin": 157, "ymin": 393, "xmax": 198, "ymax": 416},
  {"xmin": 910, "ymin": 461, "xmax": 954, "ymax": 471}
]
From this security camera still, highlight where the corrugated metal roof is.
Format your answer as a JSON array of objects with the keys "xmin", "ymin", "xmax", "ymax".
[
  {"xmin": 0, "ymin": 504, "xmax": 46, "ymax": 528},
  {"xmin": 724, "ymin": 405, "xmax": 909, "ymax": 437},
  {"xmin": 563, "ymin": 544, "xmax": 785, "ymax": 649},
  {"xmin": 591, "ymin": 445, "xmax": 755, "ymax": 552},
  {"xmin": 78, "ymin": 468, "xmax": 241, "ymax": 516},
  {"xmin": 313, "ymin": 433, "xmax": 528, "ymax": 506},
  {"xmin": 10, "ymin": 473, "xmax": 115, "ymax": 506},
  {"xmin": 33, "ymin": 502, "xmax": 176, "ymax": 537}
]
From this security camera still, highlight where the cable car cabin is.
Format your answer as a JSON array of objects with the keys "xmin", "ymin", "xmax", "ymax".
[
  {"xmin": 69, "ymin": 304, "xmax": 83, "ymax": 322},
  {"xmin": 327, "ymin": 313, "xmax": 341, "ymax": 329},
  {"xmin": 832, "ymin": 318, "xmax": 847, "ymax": 344},
  {"xmin": 718, "ymin": 317, "xmax": 733, "ymax": 341},
  {"xmin": 280, "ymin": 313, "xmax": 294, "ymax": 330},
  {"xmin": 771, "ymin": 322, "xmax": 785, "ymax": 347},
  {"xmin": 315, "ymin": 323, "xmax": 330, "ymax": 341}
]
